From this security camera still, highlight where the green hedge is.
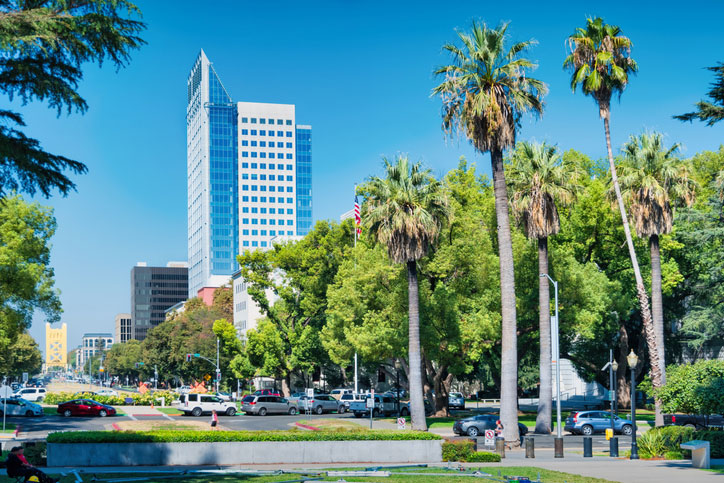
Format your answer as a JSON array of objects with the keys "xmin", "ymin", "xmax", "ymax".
[
  {"xmin": 635, "ymin": 426, "xmax": 724, "ymax": 459},
  {"xmin": 698, "ymin": 430, "xmax": 724, "ymax": 458},
  {"xmin": 47, "ymin": 430, "xmax": 441, "ymax": 444},
  {"xmin": 441, "ymin": 440, "xmax": 500, "ymax": 462},
  {"xmin": 44, "ymin": 391, "xmax": 176, "ymax": 406}
]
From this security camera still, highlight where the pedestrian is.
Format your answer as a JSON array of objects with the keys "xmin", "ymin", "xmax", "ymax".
[
  {"xmin": 5, "ymin": 446, "xmax": 58, "ymax": 483},
  {"xmin": 210, "ymin": 409, "xmax": 218, "ymax": 430},
  {"xmin": 495, "ymin": 419, "xmax": 504, "ymax": 437}
]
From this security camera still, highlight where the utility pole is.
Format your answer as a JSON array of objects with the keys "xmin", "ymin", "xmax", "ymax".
[
  {"xmin": 216, "ymin": 337, "xmax": 220, "ymax": 394},
  {"xmin": 154, "ymin": 365, "xmax": 158, "ymax": 391}
]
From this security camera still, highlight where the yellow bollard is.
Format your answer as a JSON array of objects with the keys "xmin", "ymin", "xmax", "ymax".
[{"xmin": 605, "ymin": 428, "xmax": 613, "ymax": 440}]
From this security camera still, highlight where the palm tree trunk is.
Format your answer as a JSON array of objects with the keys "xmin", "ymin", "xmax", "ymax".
[
  {"xmin": 491, "ymin": 147, "xmax": 519, "ymax": 444},
  {"xmin": 649, "ymin": 234, "xmax": 666, "ymax": 387},
  {"xmin": 535, "ymin": 237, "xmax": 552, "ymax": 434},
  {"xmin": 407, "ymin": 260, "xmax": 427, "ymax": 431},
  {"xmin": 602, "ymin": 113, "xmax": 664, "ymax": 427}
]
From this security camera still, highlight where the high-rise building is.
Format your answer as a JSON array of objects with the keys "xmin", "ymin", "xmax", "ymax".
[
  {"xmin": 186, "ymin": 50, "xmax": 312, "ymax": 296},
  {"xmin": 78, "ymin": 333, "xmax": 114, "ymax": 368},
  {"xmin": 131, "ymin": 262, "xmax": 189, "ymax": 341},
  {"xmin": 114, "ymin": 313, "xmax": 132, "ymax": 343}
]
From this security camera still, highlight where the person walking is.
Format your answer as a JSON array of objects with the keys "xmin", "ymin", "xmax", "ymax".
[{"xmin": 210, "ymin": 409, "xmax": 218, "ymax": 430}]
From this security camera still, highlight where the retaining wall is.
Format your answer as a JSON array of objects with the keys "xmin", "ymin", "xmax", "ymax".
[{"xmin": 48, "ymin": 440, "xmax": 442, "ymax": 466}]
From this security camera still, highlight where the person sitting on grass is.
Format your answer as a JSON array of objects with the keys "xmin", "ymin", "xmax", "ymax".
[{"xmin": 5, "ymin": 446, "xmax": 58, "ymax": 483}]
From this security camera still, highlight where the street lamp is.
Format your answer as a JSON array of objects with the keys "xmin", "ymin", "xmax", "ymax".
[
  {"xmin": 540, "ymin": 273, "xmax": 562, "ymax": 458},
  {"xmin": 394, "ymin": 359, "xmax": 401, "ymax": 417},
  {"xmin": 602, "ymin": 350, "xmax": 619, "ymax": 457},
  {"xmin": 627, "ymin": 350, "xmax": 639, "ymax": 460}
]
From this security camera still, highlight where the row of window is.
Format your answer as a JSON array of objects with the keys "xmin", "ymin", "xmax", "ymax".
[
  {"xmin": 241, "ymin": 196, "xmax": 293, "ymax": 203},
  {"xmin": 242, "ymin": 229, "xmax": 292, "ymax": 237},
  {"xmin": 241, "ymin": 163, "xmax": 293, "ymax": 170},
  {"xmin": 241, "ymin": 236, "xmax": 292, "ymax": 248},
  {"xmin": 241, "ymin": 117, "xmax": 292, "ymax": 126},
  {"xmin": 241, "ymin": 129, "xmax": 293, "ymax": 137},
  {"xmin": 242, "ymin": 152, "xmax": 293, "ymax": 159},
  {"xmin": 241, "ymin": 185, "xmax": 294, "ymax": 193},
  {"xmin": 241, "ymin": 140, "xmax": 293, "ymax": 148},
  {"xmin": 241, "ymin": 174, "xmax": 293, "ymax": 181},
  {"xmin": 242, "ymin": 207, "xmax": 292, "ymax": 214},
  {"xmin": 242, "ymin": 219, "xmax": 294, "ymax": 226}
]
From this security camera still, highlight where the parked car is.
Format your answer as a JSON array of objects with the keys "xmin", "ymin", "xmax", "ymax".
[
  {"xmin": 330, "ymin": 388, "xmax": 353, "ymax": 400},
  {"xmin": 57, "ymin": 399, "xmax": 117, "ymax": 417},
  {"xmin": 350, "ymin": 394, "xmax": 397, "ymax": 418},
  {"xmin": 564, "ymin": 411, "xmax": 634, "ymax": 436},
  {"xmin": 297, "ymin": 394, "xmax": 341, "ymax": 414},
  {"xmin": 215, "ymin": 392, "xmax": 232, "ymax": 401},
  {"xmin": 175, "ymin": 393, "xmax": 236, "ymax": 417},
  {"xmin": 96, "ymin": 389, "xmax": 118, "ymax": 397},
  {"xmin": 13, "ymin": 387, "xmax": 47, "ymax": 402},
  {"xmin": 453, "ymin": 414, "xmax": 528, "ymax": 438},
  {"xmin": 664, "ymin": 413, "xmax": 724, "ymax": 430},
  {"xmin": 339, "ymin": 393, "xmax": 364, "ymax": 411},
  {"xmin": 0, "ymin": 398, "xmax": 43, "ymax": 417},
  {"xmin": 176, "ymin": 385, "xmax": 191, "ymax": 394},
  {"xmin": 252, "ymin": 389, "xmax": 281, "ymax": 397},
  {"xmin": 448, "ymin": 392, "xmax": 465, "ymax": 410},
  {"xmin": 241, "ymin": 395, "xmax": 298, "ymax": 416}
]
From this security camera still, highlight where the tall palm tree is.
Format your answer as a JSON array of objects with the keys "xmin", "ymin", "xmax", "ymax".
[
  {"xmin": 360, "ymin": 155, "xmax": 449, "ymax": 431},
  {"xmin": 433, "ymin": 21, "xmax": 547, "ymax": 443},
  {"xmin": 563, "ymin": 17, "xmax": 665, "ymax": 426},
  {"xmin": 507, "ymin": 141, "xmax": 579, "ymax": 434},
  {"xmin": 618, "ymin": 132, "xmax": 697, "ymax": 389}
]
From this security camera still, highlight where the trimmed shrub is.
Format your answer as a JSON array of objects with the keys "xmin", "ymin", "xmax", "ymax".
[
  {"xmin": 466, "ymin": 451, "xmax": 501, "ymax": 462},
  {"xmin": 47, "ymin": 430, "xmax": 441, "ymax": 444},
  {"xmin": 44, "ymin": 391, "xmax": 176, "ymax": 406},
  {"xmin": 698, "ymin": 430, "xmax": 724, "ymax": 458},
  {"xmin": 637, "ymin": 425, "xmax": 694, "ymax": 459},
  {"xmin": 442, "ymin": 440, "xmax": 500, "ymax": 462}
]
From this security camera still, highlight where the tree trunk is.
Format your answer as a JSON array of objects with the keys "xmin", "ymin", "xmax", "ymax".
[
  {"xmin": 536, "ymin": 237, "xmax": 552, "ymax": 434},
  {"xmin": 602, "ymin": 113, "xmax": 664, "ymax": 427},
  {"xmin": 407, "ymin": 260, "xmax": 427, "ymax": 431},
  {"xmin": 281, "ymin": 375, "xmax": 291, "ymax": 397},
  {"xmin": 649, "ymin": 234, "xmax": 667, "ymax": 387},
  {"xmin": 491, "ymin": 147, "xmax": 519, "ymax": 444}
]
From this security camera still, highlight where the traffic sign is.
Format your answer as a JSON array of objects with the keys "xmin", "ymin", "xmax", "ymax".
[
  {"xmin": 397, "ymin": 417, "xmax": 406, "ymax": 430},
  {"xmin": 0, "ymin": 386, "xmax": 12, "ymax": 398},
  {"xmin": 307, "ymin": 388, "xmax": 314, "ymax": 398},
  {"xmin": 484, "ymin": 430, "xmax": 495, "ymax": 446}
]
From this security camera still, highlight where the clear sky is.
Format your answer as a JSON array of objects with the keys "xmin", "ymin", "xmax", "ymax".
[{"xmin": 20, "ymin": 0, "xmax": 723, "ymax": 351}]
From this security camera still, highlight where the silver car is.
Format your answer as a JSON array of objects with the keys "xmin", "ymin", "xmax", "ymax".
[
  {"xmin": 0, "ymin": 398, "xmax": 43, "ymax": 417},
  {"xmin": 298, "ymin": 394, "xmax": 342, "ymax": 414},
  {"xmin": 241, "ymin": 395, "xmax": 298, "ymax": 416}
]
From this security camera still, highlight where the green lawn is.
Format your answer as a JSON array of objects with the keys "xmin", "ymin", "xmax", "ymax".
[
  {"xmin": 0, "ymin": 466, "xmax": 617, "ymax": 483},
  {"xmin": 0, "ymin": 422, "xmax": 16, "ymax": 433},
  {"xmin": 705, "ymin": 465, "xmax": 724, "ymax": 474},
  {"xmin": 156, "ymin": 407, "xmax": 183, "ymax": 415}
]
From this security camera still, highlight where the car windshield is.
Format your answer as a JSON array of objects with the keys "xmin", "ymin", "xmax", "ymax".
[
  {"xmin": 242, "ymin": 395, "xmax": 255, "ymax": 402},
  {"xmin": 450, "ymin": 393, "xmax": 463, "ymax": 398}
]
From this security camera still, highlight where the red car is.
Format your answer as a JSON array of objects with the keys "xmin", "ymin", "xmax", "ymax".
[{"xmin": 57, "ymin": 399, "xmax": 116, "ymax": 417}]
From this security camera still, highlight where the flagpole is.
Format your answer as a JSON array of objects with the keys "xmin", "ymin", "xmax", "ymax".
[{"xmin": 354, "ymin": 184, "xmax": 358, "ymax": 394}]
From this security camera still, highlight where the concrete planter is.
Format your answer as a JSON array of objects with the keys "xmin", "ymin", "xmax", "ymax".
[{"xmin": 48, "ymin": 440, "xmax": 442, "ymax": 466}]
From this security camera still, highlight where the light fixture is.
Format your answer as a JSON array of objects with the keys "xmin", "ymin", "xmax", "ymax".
[
  {"xmin": 612, "ymin": 360, "xmax": 619, "ymax": 372},
  {"xmin": 626, "ymin": 350, "xmax": 638, "ymax": 369}
]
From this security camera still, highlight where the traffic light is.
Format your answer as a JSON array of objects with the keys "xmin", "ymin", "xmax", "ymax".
[{"xmin": 186, "ymin": 354, "xmax": 192, "ymax": 362}]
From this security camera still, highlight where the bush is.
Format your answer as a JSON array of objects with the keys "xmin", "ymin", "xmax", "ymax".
[
  {"xmin": 22, "ymin": 442, "xmax": 46, "ymax": 466},
  {"xmin": 664, "ymin": 450, "xmax": 684, "ymax": 460},
  {"xmin": 47, "ymin": 430, "xmax": 441, "ymax": 444},
  {"xmin": 44, "ymin": 391, "xmax": 176, "ymax": 406},
  {"xmin": 698, "ymin": 430, "xmax": 724, "ymax": 458},
  {"xmin": 466, "ymin": 451, "xmax": 501, "ymax": 462},
  {"xmin": 441, "ymin": 440, "xmax": 500, "ymax": 462},
  {"xmin": 638, "ymin": 430, "xmax": 667, "ymax": 459},
  {"xmin": 636, "ymin": 425, "xmax": 695, "ymax": 459}
]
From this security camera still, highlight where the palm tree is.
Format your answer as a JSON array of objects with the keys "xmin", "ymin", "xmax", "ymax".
[
  {"xmin": 360, "ymin": 155, "xmax": 449, "ymax": 431},
  {"xmin": 618, "ymin": 132, "xmax": 697, "ymax": 389},
  {"xmin": 433, "ymin": 21, "xmax": 547, "ymax": 443},
  {"xmin": 563, "ymin": 17, "xmax": 665, "ymax": 426},
  {"xmin": 674, "ymin": 62, "xmax": 724, "ymax": 125},
  {"xmin": 507, "ymin": 141, "xmax": 579, "ymax": 434}
]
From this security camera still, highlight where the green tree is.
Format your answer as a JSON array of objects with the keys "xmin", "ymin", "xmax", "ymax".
[
  {"xmin": 0, "ymin": 195, "xmax": 61, "ymax": 365},
  {"xmin": 2, "ymin": 331, "xmax": 42, "ymax": 377},
  {"xmin": 0, "ymin": 0, "xmax": 146, "ymax": 197},
  {"xmin": 433, "ymin": 21, "xmax": 546, "ymax": 442},
  {"xmin": 675, "ymin": 63, "xmax": 724, "ymax": 126},
  {"xmin": 104, "ymin": 339, "xmax": 143, "ymax": 380},
  {"xmin": 618, "ymin": 132, "xmax": 697, "ymax": 391},
  {"xmin": 564, "ymin": 17, "xmax": 666, "ymax": 425},
  {"xmin": 656, "ymin": 360, "xmax": 724, "ymax": 416},
  {"xmin": 507, "ymin": 142, "xmax": 579, "ymax": 434},
  {"xmin": 359, "ymin": 155, "xmax": 448, "ymax": 430}
]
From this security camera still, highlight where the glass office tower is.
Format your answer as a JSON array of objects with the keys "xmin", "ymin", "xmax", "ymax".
[{"xmin": 295, "ymin": 126, "xmax": 312, "ymax": 236}]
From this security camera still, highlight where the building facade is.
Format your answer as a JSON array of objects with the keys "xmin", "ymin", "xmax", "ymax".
[
  {"xmin": 78, "ymin": 333, "xmax": 114, "ymax": 368},
  {"xmin": 114, "ymin": 313, "xmax": 132, "ymax": 344},
  {"xmin": 45, "ymin": 322, "xmax": 67, "ymax": 371},
  {"xmin": 186, "ymin": 50, "xmax": 312, "ymax": 296},
  {"xmin": 131, "ymin": 262, "xmax": 189, "ymax": 341}
]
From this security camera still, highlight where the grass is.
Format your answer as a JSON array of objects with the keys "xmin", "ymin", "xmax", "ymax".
[
  {"xmin": 705, "ymin": 465, "xmax": 724, "ymax": 474},
  {"xmin": 0, "ymin": 422, "xmax": 16, "ymax": 433},
  {"xmin": 0, "ymin": 466, "xmax": 619, "ymax": 483},
  {"xmin": 156, "ymin": 407, "xmax": 183, "ymax": 415},
  {"xmin": 296, "ymin": 418, "xmax": 365, "ymax": 430}
]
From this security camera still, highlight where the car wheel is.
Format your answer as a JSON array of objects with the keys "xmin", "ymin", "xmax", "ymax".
[
  {"xmin": 372, "ymin": 408, "xmax": 380, "ymax": 417},
  {"xmin": 259, "ymin": 407, "xmax": 268, "ymax": 416},
  {"xmin": 684, "ymin": 423, "xmax": 696, "ymax": 429},
  {"xmin": 225, "ymin": 407, "xmax": 236, "ymax": 416},
  {"xmin": 99, "ymin": 410, "xmax": 108, "ymax": 417},
  {"xmin": 315, "ymin": 406, "xmax": 323, "ymax": 415},
  {"xmin": 288, "ymin": 407, "xmax": 297, "ymax": 415},
  {"xmin": 191, "ymin": 407, "xmax": 202, "ymax": 417},
  {"xmin": 466, "ymin": 426, "xmax": 480, "ymax": 437},
  {"xmin": 63, "ymin": 409, "xmax": 72, "ymax": 417},
  {"xmin": 338, "ymin": 405, "xmax": 346, "ymax": 414},
  {"xmin": 581, "ymin": 425, "xmax": 594, "ymax": 436},
  {"xmin": 621, "ymin": 424, "xmax": 633, "ymax": 436},
  {"xmin": 401, "ymin": 407, "xmax": 410, "ymax": 416},
  {"xmin": 25, "ymin": 410, "xmax": 34, "ymax": 417}
]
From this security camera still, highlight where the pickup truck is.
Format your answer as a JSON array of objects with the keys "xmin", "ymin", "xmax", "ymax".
[
  {"xmin": 350, "ymin": 394, "xmax": 398, "ymax": 418},
  {"xmin": 664, "ymin": 413, "xmax": 724, "ymax": 430}
]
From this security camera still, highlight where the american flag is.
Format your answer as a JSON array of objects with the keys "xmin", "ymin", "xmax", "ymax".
[{"xmin": 354, "ymin": 195, "xmax": 362, "ymax": 236}]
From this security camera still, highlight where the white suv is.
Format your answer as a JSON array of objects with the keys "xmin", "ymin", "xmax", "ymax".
[
  {"xmin": 13, "ymin": 387, "xmax": 47, "ymax": 402},
  {"xmin": 175, "ymin": 393, "xmax": 236, "ymax": 416}
]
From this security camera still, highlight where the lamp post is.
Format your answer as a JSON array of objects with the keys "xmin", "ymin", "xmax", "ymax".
[
  {"xmin": 394, "ymin": 360, "xmax": 401, "ymax": 417},
  {"xmin": 603, "ymin": 350, "xmax": 620, "ymax": 457},
  {"xmin": 627, "ymin": 350, "xmax": 639, "ymax": 460},
  {"xmin": 540, "ymin": 273, "xmax": 562, "ymax": 458}
]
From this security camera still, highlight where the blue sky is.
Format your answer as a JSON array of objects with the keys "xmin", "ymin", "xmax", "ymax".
[{"xmin": 21, "ymin": 1, "xmax": 723, "ymax": 350}]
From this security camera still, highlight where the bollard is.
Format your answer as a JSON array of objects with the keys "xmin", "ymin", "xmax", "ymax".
[
  {"xmin": 525, "ymin": 436, "xmax": 535, "ymax": 458},
  {"xmin": 583, "ymin": 436, "xmax": 593, "ymax": 457},
  {"xmin": 610, "ymin": 437, "xmax": 619, "ymax": 457},
  {"xmin": 469, "ymin": 437, "xmax": 478, "ymax": 451},
  {"xmin": 554, "ymin": 437, "xmax": 564, "ymax": 458},
  {"xmin": 495, "ymin": 437, "xmax": 506, "ymax": 458}
]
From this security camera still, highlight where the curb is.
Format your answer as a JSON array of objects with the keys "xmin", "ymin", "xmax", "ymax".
[{"xmin": 295, "ymin": 422, "xmax": 320, "ymax": 431}]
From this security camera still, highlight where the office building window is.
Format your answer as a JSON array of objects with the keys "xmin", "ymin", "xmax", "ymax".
[
  {"xmin": 251, "ymin": 152, "xmax": 257, "ymax": 158},
  {"xmin": 242, "ymin": 163, "xmax": 248, "ymax": 168},
  {"xmin": 242, "ymin": 140, "xmax": 248, "ymax": 146},
  {"xmin": 277, "ymin": 119, "xmax": 283, "ymax": 125},
  {"xmin": 241, "ymin": 129, "xmax": 248, "ymax": 135},
  {"xmin": 242, "ymin": 218, "xmax": 249, "ymax": 224},
  {"xmin": 286, "ymin": 131, "xmax": 292, "ymax": 137},
  {"xmin": 270, "ymin": 219, "xmax": 276, "ymax": 225},
  {"xmin": 251, "ymin": 141, "xmax": 257, "ymax": 147},
  {"xmin": 286, "ymin": 209, "xmax": 293, "ymax": 214},
  {"xmin": 286, "ymin": 187, "xmax": 293, "ymax": 192},
  {"xmin": 251, "ymin": 196, "xmax": 258, "ymax": 202},
  {"xmin": 242, "ymin": 196, "xmax": 249, "ymax": 202},
  {"xmin": 242, "ymin": 229, "xmax": 249, "ymax": 235},
  {"xmin": 243, "ymin": 241, "xmax": 249, "ymax": 247},
  {"xmin": 287, "ymin": 164, "xmax": 293, "ymax": 170},
  {"xmin": 260, "ymin": 130, "xmax": 266, "ymax": 135},
  {"xmin": 260, "ymin": 119, "xmax": 265, "ymax": 124},
  {"xmin": 270, "ymin": 208, "xmax": 276, "ymax": 214},
  {"xmin": 242, "ymin": 152, "xmax": 249, "ymax": 157},
  {"xmin": 252, "ymin": 230, "xmax": 258, "ymax": 235},
  {"xmin": 251, "ymin": 118, "xmax": 257, "ymax": 123},
  {"xmin": 277, "ymin": 131, "xmax": 283, "ymax": 136},
  {"xmin": 242, "ymin": 207, "xmax": 249, "ymax": 213},
  {"xmin": 260, "ymin": 196, "xmax": 267, "ymax": 202},
  {"xmin": 260, "ymin": 163, "xmax": 266, "ymax": 169},
  {"xmin": 251, "ymin": 163, "xmax": 257, "ymax": 169},
  {"xmin": 251, "ymin": 129, "xmax": 257, "ymax": 135},
  {"xmin": 287, "ymin": 197, "xmax": 293, "ymax": 203},
  {"xmin": 242, "ymin": 117, "xmax": 248, "ymax": 123},
  {"xmin": 269, "ymin": 131, "xmax": 275, "ymax": 137},
  {"xmin": 286, "ymin": 142, "xmax": 292, "ymax": 148},
  {"xmin": 269, "ymin": 153, "xmax": 275, "ymax": 158},
  {"xmin": 286, "ymin": 120, "xmax": 292, "ymax": 125}
]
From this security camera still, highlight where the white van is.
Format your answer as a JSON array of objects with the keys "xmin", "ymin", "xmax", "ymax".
[
  {"xmin": 330, "ymin": 388, "xmax": 353, "ymax": 400},
  {"xmin": 175, "ymin": 393, "xmax": 236, "ymax": 417},
  {"xmin": 13, "ymin": 387, "xmax": 47, "ymax": 402}
]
